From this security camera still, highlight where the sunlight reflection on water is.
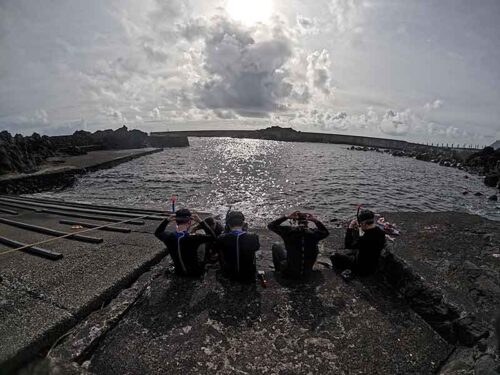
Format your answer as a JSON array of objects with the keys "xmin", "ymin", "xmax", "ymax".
[{"xmin": 34, "ymin": 138, "xmax": 500, "ymax": 225}]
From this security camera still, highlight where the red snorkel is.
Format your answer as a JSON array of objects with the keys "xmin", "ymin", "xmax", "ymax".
[{"xmin": 171, "ymin": 195, "xmax": 177, "ymax": 213}]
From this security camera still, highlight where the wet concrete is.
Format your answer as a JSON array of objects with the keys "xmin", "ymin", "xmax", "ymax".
[
  {"xmin": 3, "ymin": 208, "xmax": 500, "ymax": 374},
  {"xmin": 0, "ymin": 204, "xmax": 167, "ymax": 374},
  {"xmin": 52, "ymin": 228, "xmax": 456, "ymax": 375}
]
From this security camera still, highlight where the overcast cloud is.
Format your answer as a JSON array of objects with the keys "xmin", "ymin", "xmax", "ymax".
[{"xmin": 0, "ymin": 0, "xmax": 499, "ymax": 145}]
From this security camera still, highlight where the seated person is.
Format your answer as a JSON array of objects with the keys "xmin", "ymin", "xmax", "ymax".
[
  {"xmin": 330, "ymin": 209, "xmax": 386, "ymax": 276},
  {"xmin": 216, "ymin": 211, "xmax": 260, "ymax": 283},
  {"xmin": 193, "ymin": 216, "xmax": 224, "ymax": 263},
  {"xmin": 268, "ymin": 211, "xmax": 329, "ymax": 279},
  {"xmin": 154, "ymin": 208, "xmax": 216, "ymax": 277}
]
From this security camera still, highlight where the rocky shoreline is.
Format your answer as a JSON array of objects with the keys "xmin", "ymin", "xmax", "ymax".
[
  {"xmin": 0, "ymin": 126, "xmax": 188, "ymax": 178},
  {"xmin": 349, "ymin": 145, "xmax": 500, "ymax": 198},
  {"xmin": 0, "ymin": 126, "xmax": 189, "ymax": 195}
]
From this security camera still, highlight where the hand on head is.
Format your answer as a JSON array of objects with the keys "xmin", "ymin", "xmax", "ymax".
[{"xmin": 349, "ymin": 219, "xmax": 358, "ymax": 229}]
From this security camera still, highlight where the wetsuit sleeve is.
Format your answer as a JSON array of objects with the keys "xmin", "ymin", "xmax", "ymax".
[
  {"xmin": 311, "ymin": 219, "xmax": 329, "ymax": 239},
  {"xmin": 267, "ymin": 216, "xmax": 291, "ymax": 236},
  {"xmin": 254, "ymin": 234, "xmax": 261, "ymax": 252},
  {"xmin": 154, "ymin": 218, "xmax": 170, "ymax": 242},
  {"xmin": 344, "ymin": 228, "xmax": 360, "ymax": 249},
  {"xmin": 195, "ymin": 220, "xmax": 217, "ymax": 244}
]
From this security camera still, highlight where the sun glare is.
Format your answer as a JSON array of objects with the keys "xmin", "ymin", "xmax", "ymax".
[{"xmin": 226, "ymin": 0, "xmax": 273, "ymax": 25}]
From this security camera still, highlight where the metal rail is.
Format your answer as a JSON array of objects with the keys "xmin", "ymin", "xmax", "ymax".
[
  {"xmin": 59, "ymin": 220, "xmax": 131, "ymax": 233},
  {"xmin": 0, "ymin": 236, "xmax": 63, "ymax": 260},
  {"xmin": 0, "ymin": 217, "xmax": 103, "ymax": 243}
]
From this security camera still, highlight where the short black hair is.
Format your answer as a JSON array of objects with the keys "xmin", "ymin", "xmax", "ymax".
[
  {"xmin": 358, "ymin": 209, "xmax": 375, "ymax": 224},
  {"xmin": 227, "ymin": 211, "xmax": 245, "ymax": 227},
  {"xmin": 175, "ymin": 208, "xmax": 191, "ymax": 224}
]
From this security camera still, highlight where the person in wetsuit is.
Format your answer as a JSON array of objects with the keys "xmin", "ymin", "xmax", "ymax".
[
  {"xmin": 193, "ymin": 217, "xmax": 224, "ymax": 263},
  {"xmin": 216, "ymin": 211, "xmax": 260, "ymax": 283},
  {"xmin": 330, "ymin": 209, "xmax": 386, "ymax": 276},
  {"xmin": 154, "ymin": 208, "xmax": 216, "ymax": 277},
  {"xmin": 268, "ymin": 211, "xmax": 329, "ymax": 279}
]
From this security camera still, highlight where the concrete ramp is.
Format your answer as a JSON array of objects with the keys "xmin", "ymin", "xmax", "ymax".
[{"xmin": 87, "ymin": 267, "xmax": 452, "ymax": 374}]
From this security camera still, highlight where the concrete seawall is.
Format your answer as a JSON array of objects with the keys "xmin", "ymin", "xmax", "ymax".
[
  {"xmin": 0, "ymin": 148, "xmax": 163, "ymax": 195},
  {"xmin": 152, "ymin": 127, "xmax": 479, "ymax": 151}
]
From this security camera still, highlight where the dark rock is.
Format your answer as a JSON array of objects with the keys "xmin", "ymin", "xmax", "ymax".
[
  {"xmin": 475, "ymin": 192, "xmax": 484, "ymax": 197},
  {"xmin": 456, "ymin": 316, "xmax": 489, "ymax": 346},
  {"xmin": 496, "ymin": 311, "xmax": 500, "ymax": 354},
  {"xmin": 463, "ymin": 191, "xmax": 469, "ymax": 195},
  {"xmin": 477, "ymin": 338, "xmax": 488, "ymax": 352},
  {"xmin": 485, "ymin": 175, "xmax": 500, "ymax": 187},
  {"xmin": 474, "ymin": 355, "xmax": 499, "ymax": 375},
  {"xmin": 489, "ymin": 195, "xmax": 498, "ymax": 201},
  {"xmin": 465, "ymin": 175, "xmax": 469, "ymax": 179}
]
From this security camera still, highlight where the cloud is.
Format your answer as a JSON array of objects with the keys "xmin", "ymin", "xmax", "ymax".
[
  {"xmin": 306, "ymin": 49, "xmax": 332, "ymax": 95},
  {"xmin": 379, "ymin": 109, "xmax": 410, "ymax": 136},
  {"xmin": 327, "ymin": 0, "xmax": 363, "ymax": 35},
  {"xmin": 424, "ymin": 99, "xmax": 444, "ymax": 111},
  {"xmin": 296, "ymin": 15, "xmax": 319, "ymax": 35},
  {"xmin": 194, "ymin": 15, "xmax": 294, "ymax": 115}
]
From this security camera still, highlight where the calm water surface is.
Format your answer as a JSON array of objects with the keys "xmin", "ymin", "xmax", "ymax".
[{"xmin": 33, "ymin": 138, "xmax": 500, "ymax": 225}]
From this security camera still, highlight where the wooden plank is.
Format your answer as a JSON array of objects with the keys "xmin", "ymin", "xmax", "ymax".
[
  {"xmin": 0, "ymin": 236, "xmax": 63, "ymax": 260},
  {"xmin": 0, "ymin": 217, "xmax": 103, "ymax": 244},
  {"xmin": 39, "ymin": 209, "xmax": 145, "ymax": 225},
  {"xmin": 59, "ymin": 220, "xmax": 131, "ymax": 233},
  {"xmin": 0, "ymin": 207, "xmax": 18, "ymax": 215},
  {"xmin": 0, "ymin": 197, "xmax": 164, "ymax": 221}
]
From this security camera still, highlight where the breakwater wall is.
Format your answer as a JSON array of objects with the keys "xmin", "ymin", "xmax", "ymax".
[
  {"xmin": 152, "ymin": 126, "xmax": 477, "ymax": 151},
  {"xmin": 0, "ymin": 148, "xmax": 163, "ymax": 195}
]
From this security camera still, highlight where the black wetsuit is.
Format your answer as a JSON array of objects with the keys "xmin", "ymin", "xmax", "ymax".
[
  {"xmin": 216, "ymin": 230, "xmax": 260, "ymax": 282},
  {"xmin": 268, "ymin": 216, "xmax": 329, "ymax": 279},
  {"xmin": 194, "ymin": 221, "xmax": 224, "ymax": 262},
  {"xmin": 332, "ymin": 226, "xmax": 386, "ymax": 275},
  {"xmin": 155, "ymin": 219, "xmax": 216, "ymax": 277}
]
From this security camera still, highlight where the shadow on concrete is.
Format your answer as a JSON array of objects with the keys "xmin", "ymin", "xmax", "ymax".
[
  {"xmin": 208, "ymin": 271, "xmax": 262, "ymax": 327},
  {"xmin": 274, "ymin": 270, "xmax": 344, "ymax": 331},
  {"xmin": 134, "ymin": 272, "xmax": 204, "ymax": 335}
]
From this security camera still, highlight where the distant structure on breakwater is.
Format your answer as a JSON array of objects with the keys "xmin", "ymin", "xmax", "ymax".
[{"xmin": 152, "ymin": 126, "xmax": 481, "ymax": 151}]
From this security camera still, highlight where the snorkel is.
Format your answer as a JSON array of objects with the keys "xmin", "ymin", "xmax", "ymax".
[{"xmin": 171, "ymin": 195, "xmax": 177, "ymax": 213}]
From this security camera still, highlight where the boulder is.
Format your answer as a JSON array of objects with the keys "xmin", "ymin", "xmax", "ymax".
[{"xmin": 485, "ymin": 175, "xmax": 500, "ymax": 187}]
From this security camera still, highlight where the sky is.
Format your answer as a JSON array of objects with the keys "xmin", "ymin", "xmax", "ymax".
[{"xmin": 0, "ymin": 0, "xmax": 499, "ymax": 145}]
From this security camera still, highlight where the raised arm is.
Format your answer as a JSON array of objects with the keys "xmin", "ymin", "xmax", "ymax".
[
  {"xmin": 344, "ymin": 220, "xmax": 360, "ymax": 249},
  {"xmin": 193, "ymin": 214, "xmax": 216, "ymax": 243},
  {"xmin": 155, "ymin": 215, "xmax": 173, "ymax": 242},
  {"xmin": 267, "ymin": 215, "xmax": 290, "ymax": 236},
  {"xmin": 309, "ymin": 217, "xmax": 329, "ymax": 239}
]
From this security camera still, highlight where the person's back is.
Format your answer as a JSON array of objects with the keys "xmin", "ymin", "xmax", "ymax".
[
  {"xmin": 268, "ymin": 212, "xmax": 329, "ymax": 279},
  {"xmin": 346, "ymin": 225, "xmax": 386, "ymax": 275},
  {"xmin": 333, "ymin": 209, "xmax": 386, "ymax": 276},
  {"xmin": 216, "ymin": 211, "xmax": 260, "ymax": 282},
  {"xmin": 155, "ymin": 209, "xmax": 215, "ymax": 277}
]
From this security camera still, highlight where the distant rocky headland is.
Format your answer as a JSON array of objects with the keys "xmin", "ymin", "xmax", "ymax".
[{"xmin": 0, "ymin": 126, "xmax": 188, "ymax": 176}]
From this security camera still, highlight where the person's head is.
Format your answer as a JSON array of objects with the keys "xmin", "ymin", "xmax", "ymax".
[
  {"xmin": 295, "ymin": 212, "xmax": 309, "ymax": 227},
  {"xmin": 175, "ymin": 208, "xmax": 192, "ymax": 227},
  {"xmin": 227, "ymin": 211, "xmax": 245, "ymax": 229},
  {"xmin": 204, "ymin": 217, "xmax": 215, "ymax": 229},
  {"xmin": 358, "ymin": 209, "xmax": 375, "ymax": 230}
]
